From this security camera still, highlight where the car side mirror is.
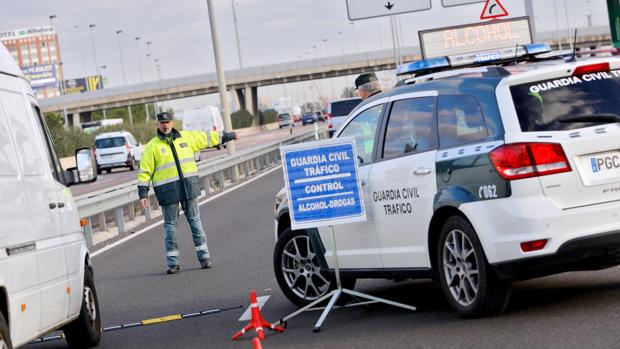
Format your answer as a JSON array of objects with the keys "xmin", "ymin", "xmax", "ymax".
[{"xmin": 64, "ymin": 147, "xmax": 97, "ymax": 186}]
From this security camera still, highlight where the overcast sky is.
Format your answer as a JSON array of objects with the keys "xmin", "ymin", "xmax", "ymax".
[{"xmin": 2, "ymin": 0, "xmax": 613, "ymax": 109}]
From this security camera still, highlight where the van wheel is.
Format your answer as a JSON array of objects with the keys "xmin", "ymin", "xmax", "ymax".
[
  {"xmin": 105, "ymin": 169, "xmax": 111, "ymax": 174},
  {"xmin": 437, "ymin": 215, "xmax": 511, "ymax": 318},
  {"xmin": 63, "ymin": 267, "xmax": 102, "ymax": 348},
  {"xmin": 0, "ymin": 312, "xmax": 12, "ymax": 349},
  {"xmin": 96, "ymin": 168, "xmax": 102, "ymax": 175},
  {"xmin": 128, "ymin": 157, "xmax": 135, "ymax": 171},
  {"xmin": 274, "ymin": 227, "xmax": 355, "ymax": 307}
]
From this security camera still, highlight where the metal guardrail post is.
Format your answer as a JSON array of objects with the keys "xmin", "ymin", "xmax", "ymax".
[
  {"xmin": 84, "ymin": 218, "xmax": 93, "ymax": 248},
  {"xmin": 254, "ymin": 158, "xmax": 260, "ymax": 173},
  {"xmin": 243, "ymin": 160, "xmax": 250, "ymax": 178},
  {"xmin": 152, "ymin": 197, "xmax": 160, "ymax": 210},
  {"xmin": 217, "ymin": 171, "xmax": 225, "ymax": 190},
  {"xmin": 98, "ymin": 213, "xmax": 107, "ymax": 232},
  {"xmin": 201, "ymin": 176, "xmax": 210, "ymax": 195},
  {"xmin": 127, "ymin": 202, "xmax": 136, "ymax": 221},
  {"xmin": 115, "ymin": 207, "xmax": 126, "ymax": 234}
]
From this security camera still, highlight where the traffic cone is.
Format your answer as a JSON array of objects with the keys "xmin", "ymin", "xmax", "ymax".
[
  {"xmin": 232, "ymin": 290, "xmax": 285, "ymax": 341},
  {"xmin": 253, "ymin": 337, "xmax": 263, "ymax": 349}
]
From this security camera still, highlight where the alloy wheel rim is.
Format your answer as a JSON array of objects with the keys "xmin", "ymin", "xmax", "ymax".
[
  {"xmin": 84, "ymin": 286, "xmax": 98, "ymax": 327},
  {"xmin": 281, "ymin": 235, "xmax": 330, "ymax": 301},
  {"xmin": 443, "ymin": 229, "xmax": 480, "ymax": 307}
]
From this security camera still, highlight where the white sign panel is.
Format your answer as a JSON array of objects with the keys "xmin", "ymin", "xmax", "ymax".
[
  {"xmin": 419, "ymin": 17, "xmax": 531, "ymax": 58},
  {"xmin": 280, "ymin": 137, "xmax": 366, "ymax": 230},
  {"xmin": 441, "ymin": 0, "xmax": 485, "ymax": 7},
  {"xmin": 346, "ymin": 0, "xmax": 432, "ymax": 21}
]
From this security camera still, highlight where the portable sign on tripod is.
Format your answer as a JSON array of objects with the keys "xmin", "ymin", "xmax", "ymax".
[{"xmin": 279, "ymin": 137, "xmax": 416, "ymax": 332}]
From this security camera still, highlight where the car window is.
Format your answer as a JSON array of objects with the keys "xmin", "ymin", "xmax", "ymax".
[
  {"xmin": 330, "ymin": 99, "xmax": 362, "ymax": 117},
  {"xmin": 32, "ymin": 105, "xmax": 64, "ymax": 182},
  {"xmin": 95, "ymin": 137, "xmax": 126, "ymax": 148},
  {"xmin": 510, "ymin": 70, "xmax": 620, "ymax": 132},
  {"xmin": 437, "ymin": 95, "xmax": 488, "ymax": 148},
  {"xmin": 382, "ymin": 97, "xmax": 436, "ymax": 159},
  {"xmin": 338, "ymin": 104, "xmax": 384, "ymax": 164}
]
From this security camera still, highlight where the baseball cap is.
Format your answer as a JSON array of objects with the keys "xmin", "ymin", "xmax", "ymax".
[{"xmin": 355, "ymin": 72, "xmax": 378, "ymax": 90}]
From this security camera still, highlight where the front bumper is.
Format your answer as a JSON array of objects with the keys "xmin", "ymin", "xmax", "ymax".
[{"xmin": 492, "ymin": 230, "xmax": 620, "ymax": 281}]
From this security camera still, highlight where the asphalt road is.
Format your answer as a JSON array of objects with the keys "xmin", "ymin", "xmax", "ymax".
[
  {"xmin": 33, "ymin": 168, "xmax": 620, "ymax": 349},
  {"xmin": 70, "ymin": 122, "xmax": 321, "ymax": 197}
]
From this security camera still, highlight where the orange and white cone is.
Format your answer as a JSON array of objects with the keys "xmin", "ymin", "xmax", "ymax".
[{"xmin": 232, "ymin": 290, "xmax": 285, "ymax": 341}]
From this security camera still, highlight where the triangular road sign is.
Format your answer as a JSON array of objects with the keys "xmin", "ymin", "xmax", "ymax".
[{"xmin": 480, "ymin": 0, "xmax": 508, "ymax": 20}]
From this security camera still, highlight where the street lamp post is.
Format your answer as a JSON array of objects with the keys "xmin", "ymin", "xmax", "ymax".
[
  {"xmin": 135, "ymin": 36, "xmax": 143, "ymax": 83},
  {"xmin": 115, "ymin": 30, "xmax": 127, "ymax": 85},
  {"xmin": 146, "ymin": 41, "xmax": 153, "ymax": 81},
  {"xmin": 49, "ymin": 15, "xmax": 69, "ymax": 128},
  {"xmin": 100, "ymin": 65, "xmax": 108, "ymax": 119},
  {"xmin": 230, "ymin": 0, "xmax": 243, "ymax": 68},
  {"xmin": 88, "ymin": 24, "xmax": 100, "ymax": 77}
]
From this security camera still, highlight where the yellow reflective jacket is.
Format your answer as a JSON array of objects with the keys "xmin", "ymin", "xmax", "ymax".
[{"xmin": 137, "ymin": 128, "xmax": 220, "ymax": 205}]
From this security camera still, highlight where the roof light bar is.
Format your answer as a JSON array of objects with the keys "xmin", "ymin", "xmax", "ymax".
[{"xmin": 396, "ymin": 43, "xmax": 552, "ymax": 76}]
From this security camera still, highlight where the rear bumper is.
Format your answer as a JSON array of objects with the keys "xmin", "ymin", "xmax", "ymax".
[{"xmin": 492, "ymin": 230, "xmax": 620, "ymax": 281}]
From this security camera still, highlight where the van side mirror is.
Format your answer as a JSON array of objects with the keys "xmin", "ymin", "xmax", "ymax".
[{"xmin": 64, "ymin": 148, "xmax": 97, "ymax": 186}]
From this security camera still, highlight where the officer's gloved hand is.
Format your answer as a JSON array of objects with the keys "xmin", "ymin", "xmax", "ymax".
[{"xmin": 221, "ymin": 131, "xmax": 238, "ymax": 144}]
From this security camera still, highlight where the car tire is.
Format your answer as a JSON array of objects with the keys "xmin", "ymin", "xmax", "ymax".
[
  {"xmin": 96, "ymin": 168, "xmax": 102, "ymax": 175},
  {"xmin": 105, "ymin": 169, "xmax": 111, "ymax": 174},
  {"xmin": 302, "ymin": 122, "xmax": 306, "ymax": 126},
  {"xmin": 274, "ymin": 227, "xmax": 355, "ymax": 307},
  {"xmin": 0, "ymin": 311, "xmax": 12, "ymax": 349},
  {"xmin": 437, "ymin": 215, "xmax": 511, "ymax": 318},
  {"xmin": 62, "ymin": 267, "xmax": 102, "ymax": 349},
  {"xmin": 128, "ymin": 157, "xmax": 135, "ymax": 171}
]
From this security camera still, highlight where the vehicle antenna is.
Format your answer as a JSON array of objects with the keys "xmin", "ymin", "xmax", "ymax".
[{"xmin": 568, "ymin": 29, "xmax": 578, "ymax": 62}]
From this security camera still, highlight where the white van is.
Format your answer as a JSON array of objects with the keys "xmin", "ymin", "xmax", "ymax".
[
  {"xmin": 183, "ymin": 106, "xmax": 225, "ymax": 153},
  {"xmin": 0, "ymin": 44, "xmax": 101, "ymax": 348}
]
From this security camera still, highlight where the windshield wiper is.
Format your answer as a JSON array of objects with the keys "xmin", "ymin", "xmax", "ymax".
[{"xmin": 559, "ymin": 113, "xmax": 620, "ymax": 124}]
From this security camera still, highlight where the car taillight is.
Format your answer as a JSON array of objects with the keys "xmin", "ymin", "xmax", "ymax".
[
  {"xmin": 125, "ymin": 142, "xmax": 130, "ymax": 151},
  {"xmin": 520, "ymin": 239, "xmax": 548, "ymax": 252},
  {"xmin": 573, "ymin": 62, "xmax": 610, "ymax": 76},
  {"xmin": 488, "ymin": 143, "xmax": 571, "ymax": 180},
  {"xmin": 326, "ymin": 113, "xmax": 332, "ymax": 128}
]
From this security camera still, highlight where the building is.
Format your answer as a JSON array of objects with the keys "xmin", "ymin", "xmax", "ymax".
[{"xmin": 0, "ymin": 26, "xmax": 63, "ymax": 98}]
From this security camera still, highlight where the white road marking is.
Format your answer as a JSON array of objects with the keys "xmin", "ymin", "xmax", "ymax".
[
  {"xmin": 91, "ymin": 165, "xmax": 283, "ymax": 258},
  {"xmin": 238, "ymin": 295, "xmax": 271, "ymax": 321}
]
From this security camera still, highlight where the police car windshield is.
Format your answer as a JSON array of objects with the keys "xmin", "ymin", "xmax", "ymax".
[
  {"xmin": 510, "ymin": 70, "xmax": 620, "ymax": 132},
  {"xmin": 95, "ymin": 137, "xmax": 125, "ymax": 148}
]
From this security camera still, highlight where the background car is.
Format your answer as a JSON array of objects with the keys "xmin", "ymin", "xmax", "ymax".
[
  {"xmin": 327, "ymin": 97, "xmax": 362, "ymax": 136},
  {"xmin": 314, "ymin": 110, "xmax": 326, "ymax": 122},
  {"xmin": 94, "ymin": 131, "xmax": 142, "ymax": 174},
  {"xmin": 301, "ymin": 112, "xmax": 318, "ymax": 125},
  {"xmin": 278, "ymin": 113, "xmax": 293, "ymax": 128}
]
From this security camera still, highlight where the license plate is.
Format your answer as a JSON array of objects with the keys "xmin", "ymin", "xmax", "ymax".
[{"xmin": 589, "ymin": 151, "xmax": 620, "ymax": 174}]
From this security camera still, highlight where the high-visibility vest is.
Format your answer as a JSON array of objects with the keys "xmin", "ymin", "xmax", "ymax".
[{"xmin": 137, "ymin": 128, "xmax": 220, "ymax": 205}]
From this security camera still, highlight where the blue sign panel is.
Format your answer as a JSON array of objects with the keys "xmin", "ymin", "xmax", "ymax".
[{"xmin": 281, "ymin": 138, "xmax": 366, "ymax": 229}]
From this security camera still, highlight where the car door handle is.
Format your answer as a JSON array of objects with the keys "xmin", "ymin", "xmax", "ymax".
[
  {"xmin": 414, "ymin": 168, "xmax": 432, "ymax": 175},
  {"xmin": 49, "ymin": 203, "xmax": 57, "ymax": 209},
  {"xmin": 57, "ymin": 202, "xmax": 65, "ymax": 208}
]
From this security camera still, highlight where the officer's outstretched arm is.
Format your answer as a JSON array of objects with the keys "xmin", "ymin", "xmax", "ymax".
[{"xmin": 219, "ymin": 131, "xmax": 238, "ymax": 144}]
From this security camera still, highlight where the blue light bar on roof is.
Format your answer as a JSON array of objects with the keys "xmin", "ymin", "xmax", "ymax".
[
  {"xmin": 395, "ymin": 56, "xmax": 449, "ymax": 76},
  {"xmin": 396, "ymin": 43, "xmax": 553, "ymax": 76},
  {"xmin": 523, "ymin": 43, "xmax": 551, "ymax": 55}
]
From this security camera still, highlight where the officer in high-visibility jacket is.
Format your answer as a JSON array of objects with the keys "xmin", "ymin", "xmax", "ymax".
[{"xmin": 138, "ymin": 112, "xmax": 238, "ymax": 274}]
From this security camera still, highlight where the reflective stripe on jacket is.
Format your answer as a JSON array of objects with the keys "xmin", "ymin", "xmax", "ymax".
[{"xmin": 137, "ymin": 128, "xmax": 220, "ymax": 205}]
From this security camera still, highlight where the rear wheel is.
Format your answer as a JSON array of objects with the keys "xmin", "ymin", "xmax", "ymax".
[
  {"xmin": 96, "ymin": 167, "xmax": 102, "ymax": 175},
  {"xmin": 437, "ymin": 215, "xmax": 511, "ymax": 318},
  {"xmin": 128, "ymin": 157, "xmax": 135, "ymax": 171},
  {"xmin": 274, "ymin": 227, "xmax": 355, "ymax": 307},
  {"xmin": 63, "ymin": 267, "xmax": 102, "ymax": 348},
  {"xmin": 105, "ymin": 169, "xmax": 111, "ymax": 174},
  {"xmin": 0, "ymin": 312, "xmax": 12, "ymax": 349}
]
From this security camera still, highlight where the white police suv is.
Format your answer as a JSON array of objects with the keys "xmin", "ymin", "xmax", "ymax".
[{"xmin": 273, "ymin": 42, "xmax": 620, "ymax": 317}]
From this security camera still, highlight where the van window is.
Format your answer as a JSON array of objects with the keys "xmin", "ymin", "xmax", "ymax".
[
  {"xmin": 32, "ymin": 105, "xmax": 63, "ymax": 182},
  {"xmin": 382, "ymin": 97, "xmax": 436, "ymax": 159},
  {"xmin": 96, "ymin": 137, "xmax": 126, "ymax": 148},
  {"xmin": 0, "ymin": 103, "xmax": 18, "ymax": 176},
  {"xmin": 1, "ymin": 91, "xmax": 47, "ymax": 176},
  {"xmin": 437, "ymin": 95, "xmax": 488, "ymax": 148},
  {"xmin": 330, "ymin": 99, "xmax": 362, "ymax": 117}
]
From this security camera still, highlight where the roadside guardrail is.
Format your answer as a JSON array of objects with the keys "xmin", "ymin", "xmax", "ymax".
[{"xmin": 76, "ymin": 126, "xmax": 327, "ymax": 247}]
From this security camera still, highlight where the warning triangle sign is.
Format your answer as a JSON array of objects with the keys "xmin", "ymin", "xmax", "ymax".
[{"xmin": 480, "ymin": 0, "xmax": 509, "ymax": 20}]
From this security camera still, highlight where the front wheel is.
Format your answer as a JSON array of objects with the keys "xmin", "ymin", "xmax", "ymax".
[
  {"xmin": 274, "ymin": 227, "xmax": 355, "ymax": 307},
  {"xmin": 63, "ymin": 267, "xmax": 102, "ymax": 348},
  {"xmin": 437, "ymin": 215, "xmax": 511, "ymax": 318},
  {"xmin": 0, "ymin": 312, "xmax": 12, "ymax": 349}
]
